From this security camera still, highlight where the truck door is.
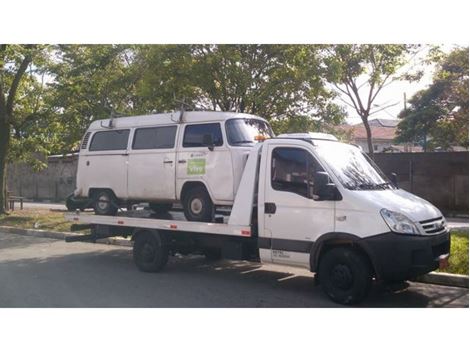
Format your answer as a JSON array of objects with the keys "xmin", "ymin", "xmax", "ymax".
[{"xmin": 263, "ymin": 144, "xmax": 335, "ymax": 268}]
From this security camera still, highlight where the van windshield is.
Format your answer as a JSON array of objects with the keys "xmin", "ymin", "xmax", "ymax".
[
  {"xmin": 315, "ymin": 142, "xmax": 395, "ymax": 191},
  {"xmin": 226, "ymin": 118, "xmax": 274, "ymax": 146}
]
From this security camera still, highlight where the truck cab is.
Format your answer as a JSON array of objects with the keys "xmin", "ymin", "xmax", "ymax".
[{"xmin": 251, "ymin": 135, "xmax": 450, "ymax": 303}]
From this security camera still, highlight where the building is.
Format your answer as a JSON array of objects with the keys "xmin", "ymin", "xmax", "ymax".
[{"xmin": 338, "ymin": 118, "xmax": 420, "ymax": 153}]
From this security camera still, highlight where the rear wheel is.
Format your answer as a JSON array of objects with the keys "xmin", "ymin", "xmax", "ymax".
[
  {"xmin": 318, "ymin": 247, "xmax": 372, "ymax": 305},
  {"xmin": 182, "ymin": 186, "xmax": 214, "ymax": 222},
  {"xmin": 93, "ymin": 190, "xmax": 118, "ymax": 216},
  {"xmin": 133, "ymin": 232, "xmax": 168, "ymax": 272}
]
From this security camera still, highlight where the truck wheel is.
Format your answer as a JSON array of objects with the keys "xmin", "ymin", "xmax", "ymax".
[
  {"xmin": 133, "ymin": 232, "xmax": 169, "ymax": 272},
  {"xmin": 183, "ymin": 186, "xmax": 214, "ymax": 222},
  {"xmin": 93, "ymin": 190, "xmax": 118, "ymax": 216},
  {"xmin": 149, "ymin": 203, "xmax": 173, "ymax": 213},
  {"xmin": 318, "ymin": 247, "xmax": 372, "ymax": 305}
]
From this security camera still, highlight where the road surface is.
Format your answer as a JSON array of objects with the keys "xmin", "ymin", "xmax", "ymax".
[{"xmin": 0, "ymin": 231, "xmax": 468, "ymax": 308}]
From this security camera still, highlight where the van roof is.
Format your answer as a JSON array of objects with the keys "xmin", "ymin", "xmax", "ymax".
[{"xmin": 88, "ymin": 111, "xmax": 268, "ymax": 130}]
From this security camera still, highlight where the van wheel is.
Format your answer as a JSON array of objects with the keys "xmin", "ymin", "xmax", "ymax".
[
  {"xmin": 149, "ymin": 203, "xmax": 173, "ymax": 213},
  {"xmin": 183, "ymin": 186, "xmax": 214, "ymax": 222},
  {"xmin": 133, "ymin": 232, "xmax": 168, "ymax": 272},
  {"xmin": 318, "ymin": 247, "xmax": 372, "ymax": 305},
  {"xmin": 93, "ymin": 190, "xmax": 118, "ymax": 216}
]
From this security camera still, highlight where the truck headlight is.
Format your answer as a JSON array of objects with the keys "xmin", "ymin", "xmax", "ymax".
[{"xmin": 380, "ymin": 209, "xmax": 420, "ymax": 235}]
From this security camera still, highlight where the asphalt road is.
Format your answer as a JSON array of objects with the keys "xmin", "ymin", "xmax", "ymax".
[{"xmin": 0, "ymin": 231, "xmax": 468, "ymax": 308}]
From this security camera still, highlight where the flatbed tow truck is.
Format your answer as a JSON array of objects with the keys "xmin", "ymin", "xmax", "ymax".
[{"xmin": 65, "ymin": 135, "xmax": 451, "ymax": 304}]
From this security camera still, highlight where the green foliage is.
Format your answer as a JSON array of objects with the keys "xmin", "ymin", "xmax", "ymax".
[
  {"xmin": 396, "ymin": 47, "xmax": 469, "ymax": 150},
  {"xmin": 438, "ymin": 231, "xmax": 469, "ymax": 275}
]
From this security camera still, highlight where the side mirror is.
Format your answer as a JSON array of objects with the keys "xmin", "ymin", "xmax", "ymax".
[
  {"xmin": 313, "ymin": 171, "xmax": 341, "ymax": 201},
  {"xmin": 390, "ymin": 172, "xmax": 398, "ymax": 188},
  {"xmin": 202, "ymin": 134, "xmax": 215, "ymax": 151}
]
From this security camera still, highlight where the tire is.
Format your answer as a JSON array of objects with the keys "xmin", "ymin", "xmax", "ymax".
[
  {"xmin": 93, "ymin": 190, "xmax": 118, "ymax": 216},
  {"xmin": 133, "ymin": 232, "xmax": 169, "ymax": 272},
  {"xmin": 203, "ymin": 248, "xmax": 222, "ymax": 261},
  {"xmin": 149, "ymin": 203, "xmax": 173, "ymax": 213},
  {"xmin": 318, "ymin": 247, "xmax": 372, "ymax": 305},
  {"xmin": 182, "ymin": 186, "xmax": 214, "ymax": 222}
]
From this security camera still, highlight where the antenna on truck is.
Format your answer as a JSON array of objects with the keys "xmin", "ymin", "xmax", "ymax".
[{"xmin": 100, "ymin": 107, "xmax": 127, "ymax": 129}]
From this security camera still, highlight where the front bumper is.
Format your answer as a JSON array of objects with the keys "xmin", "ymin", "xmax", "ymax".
[{"xmin": 361, "ymin": 231, "xmax": 451, "ymax": 282}]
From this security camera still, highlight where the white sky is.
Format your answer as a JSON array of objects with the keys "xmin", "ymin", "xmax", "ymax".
[{"xmin": 342, "ymin": 44, "xmax": 458, "ymax": 125}]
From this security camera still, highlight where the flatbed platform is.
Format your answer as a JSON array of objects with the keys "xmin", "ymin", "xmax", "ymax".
[{"xmin": 65, "ymin": 210, "xmax": 252, "ymax": 238}]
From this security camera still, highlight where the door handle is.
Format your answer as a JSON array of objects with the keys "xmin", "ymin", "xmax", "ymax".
[
  {"xmin": 264, "ymin": 202, "xmax": 276, "ymax": 214},
  {"xmin": 178, "ymin": 160, "xmax": 187, "ymax": 164},
  {"xmin": 163, "ymin": 160, "xmax": 173, "ymax": 164}
]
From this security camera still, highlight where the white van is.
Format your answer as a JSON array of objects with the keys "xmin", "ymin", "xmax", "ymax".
[{"xmin": 72, "ymin": 111, "xmax": 274, "ymax": 221}]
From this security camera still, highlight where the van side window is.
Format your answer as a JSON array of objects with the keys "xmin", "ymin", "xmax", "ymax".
[
  {"xmin": 132, "ymin": 126, "xmax": 177, "ymax": 150},
  {"xmin": 271, "ymin": 147, "xmax": 322, "ymax": 199},
  {"xmin": 89, "ymin": 130, "xmax": 130, "ymax": 151},
  {"xmin": 183, "ymin": 123, "xmax": 223, "ymax": 148}
]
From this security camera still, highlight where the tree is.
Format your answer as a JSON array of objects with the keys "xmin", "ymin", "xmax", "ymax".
[
  {"xmin": 136, "ymin": 45, "xmax": 345, "ymax": 131},
  {"xmin": 396, "ymin": 47, "xmax": 469, "ymax": 151},
  {"xmin": 324, "ymin": 44, "xmax": 415, "ymax": 155},
  {"xmin": 0, "ymin": 45, "xmax": 49, "ymax": 213}
]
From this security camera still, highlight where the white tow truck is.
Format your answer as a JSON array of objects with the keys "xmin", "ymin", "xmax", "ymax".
[{"xmin": 66, "ymin": 134, "xmax": 450, "ymax": 304}]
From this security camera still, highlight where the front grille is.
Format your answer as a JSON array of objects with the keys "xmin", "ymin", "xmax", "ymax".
[{"xmin": 419, "ymin": 217, "xmax": 447, "ymax": 235}]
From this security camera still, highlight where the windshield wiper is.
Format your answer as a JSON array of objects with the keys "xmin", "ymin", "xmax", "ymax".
[{"xmin": 232, "ymin": 140, "xmax": 254, "ymax": 144}]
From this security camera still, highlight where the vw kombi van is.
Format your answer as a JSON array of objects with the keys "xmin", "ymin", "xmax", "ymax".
[{"xmin": 72, "ymin": 111, "xmax": 273, "ymax": 221}]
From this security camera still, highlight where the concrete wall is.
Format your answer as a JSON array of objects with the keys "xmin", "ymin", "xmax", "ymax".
[
  {"xmin": 374, "ymin": 152, "xmax": 469, "ymax": 214},
  {"xmin": 7, "ymin": 154, "xmax": 78, "ymax": 202},
  {"xmin": 7, "ymin": 151, "xmax": 469, "ymax": 214}
]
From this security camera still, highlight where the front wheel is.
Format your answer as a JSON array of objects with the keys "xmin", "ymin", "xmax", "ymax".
[
  {"xmin": 318, "ymin": 247, "xmax": 372, "ymax": 305},
  {"xmin": 133, "ymin": 232, "xmax": 168, "ymax": 272}
]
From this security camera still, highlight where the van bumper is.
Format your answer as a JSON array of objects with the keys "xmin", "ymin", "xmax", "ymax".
[{"xmin": 361, "ymin": 231, "xmax": 451, "ymax": 282}]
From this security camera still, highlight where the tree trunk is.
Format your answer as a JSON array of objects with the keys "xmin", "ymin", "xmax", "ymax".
[
  {"xmin": 362, "ymin": 116, "xmax": 374, "ymax": 157},
  {"xmin": 0, "ymin": 116, "xmax": 10, "ymax": 214}
]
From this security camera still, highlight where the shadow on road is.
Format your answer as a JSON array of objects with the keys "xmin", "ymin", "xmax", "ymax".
[{"xmin": 2, "ymin": 241, "xmax": 466, "ymax": 307}]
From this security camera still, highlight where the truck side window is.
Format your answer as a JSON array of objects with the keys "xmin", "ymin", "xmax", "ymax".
[
  {"xmin": 132, "ymin": 126, "xmax": 177, "ymax": 149},
  {"xmin": 89, "ymin": 130, "xmax": 130, "ymax": 151},
  {"xmin": 183, "ymin": 123, "xmax": 223, "ymax": 148},
  {"xmin": 271, "ymin": 147, "xmax": 322, "ymax": 199}
]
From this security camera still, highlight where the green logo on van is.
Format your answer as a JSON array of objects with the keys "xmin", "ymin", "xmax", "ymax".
[{"xmin": 187, "ymin": 158, "xmax": 206, "ymax": 175}]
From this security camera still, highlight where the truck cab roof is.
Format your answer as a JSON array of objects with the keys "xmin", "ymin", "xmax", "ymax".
[{"xmin": 276, "ymin": 132, "xmax": 338, "ymax": 141}]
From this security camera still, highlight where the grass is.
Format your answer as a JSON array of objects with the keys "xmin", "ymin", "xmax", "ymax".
[
  {"xmin": 0, "ymin": 209, "xmax": 468, "ymax": 275},
  {"xmin": 0, "ymin": 209, "xmax": 87, "ymax": 233},
  {"xmin": 438, "ymin": 230, "xmax": 469, "ymax": 276}
]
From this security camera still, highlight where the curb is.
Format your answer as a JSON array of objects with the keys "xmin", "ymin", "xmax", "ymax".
[
  {"xmin": 413, "ymin": 272, "xmax": 469, "ymax": 288},
  {"xmin": 0, "ymin": 225, "xmax": 132, "ymax": 247}
]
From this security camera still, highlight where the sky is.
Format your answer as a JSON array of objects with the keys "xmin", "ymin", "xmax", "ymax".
[{"xmin": 342, "ymin": 45, "xmax": 458, "ymax": 125}]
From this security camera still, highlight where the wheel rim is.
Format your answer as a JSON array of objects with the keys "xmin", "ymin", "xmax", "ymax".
[
  {"xmin": 97, "ymin": 194, "xmax": 110, "ymax": 211},
  {"xmin": 141, "ymin": 242, "xmax": 156, "ymax": 263},
  {"xmin": 330, "ymin": 264, "xmax": 353, "ymax": 290},
  {"xmin": 190, "ymin": 198, "xmax": 203, "ymax": 215}
]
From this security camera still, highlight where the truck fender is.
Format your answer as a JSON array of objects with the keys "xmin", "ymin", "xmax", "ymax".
[{"xmin": 309, "ymin": 232, "xmax": 378, "ymax": 277}]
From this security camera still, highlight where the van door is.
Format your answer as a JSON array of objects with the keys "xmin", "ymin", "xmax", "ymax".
[
  {"xmin": 127, "ymin": 126, "xmax": 177, "ymax": 201},
  {"xmin": 176, "ymin": 122, "xmax": 233, "ymax": 202},
  {"xmin": 263, "ymin": 144, "xmax": 336, "ymax": 268},
  {"xmin": 85, "ymin": 129, "xmax": 130, "ymax": 199}
]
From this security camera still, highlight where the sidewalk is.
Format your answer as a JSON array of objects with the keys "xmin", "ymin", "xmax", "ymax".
[{"xmin": 447, "ymin": 217, "xmax": 469, "ymax": 231}]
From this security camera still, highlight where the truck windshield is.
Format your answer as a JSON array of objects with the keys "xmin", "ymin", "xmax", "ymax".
[
  {"xmin": 315, "ymin": 142, "xmax": 395, "ymax": 191},
  {"xmin": 226, "ymin": 118, "xmax": 274, "ymax": 146}
]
